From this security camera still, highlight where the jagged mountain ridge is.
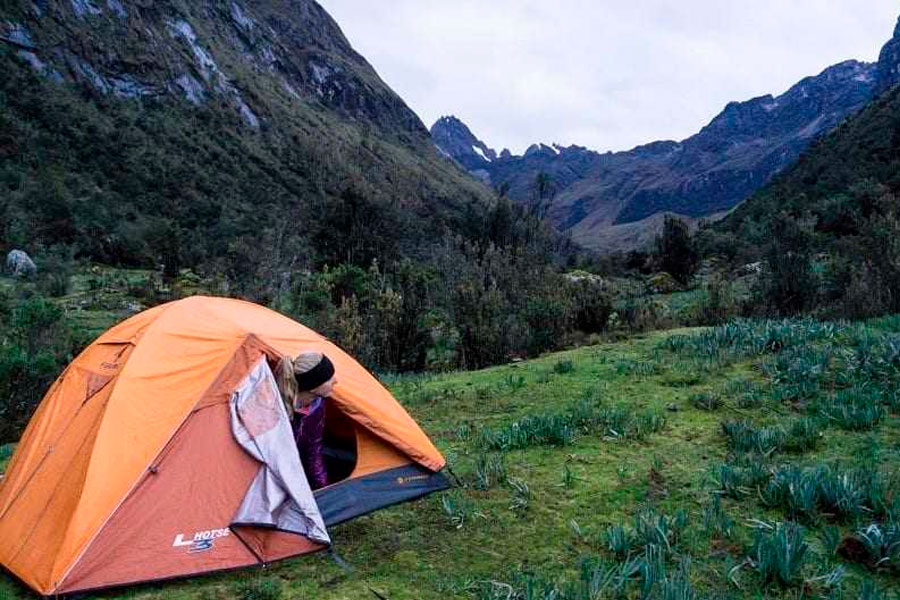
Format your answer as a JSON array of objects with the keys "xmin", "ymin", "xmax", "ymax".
[
  {"xmin": 432, "ymin": 17, "xmax": 900, "ymax": 253},
  {"xmin": 1, "ymin": 0, "xmax": 427, "ymax": 137}
]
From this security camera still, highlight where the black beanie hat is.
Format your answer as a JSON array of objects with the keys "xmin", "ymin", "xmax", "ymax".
[{"xmin": 294, "ymin": 354, "xmax": 335, "ymax": 392}]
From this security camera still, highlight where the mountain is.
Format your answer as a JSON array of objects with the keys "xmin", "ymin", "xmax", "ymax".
[
  {"xmin": 717, "ymin": 79, "xmax": 900, "ymax": 251},
  {"xmin": 0, "ymin": 0, "xmax": 507, "ymax": 282},
  {"xmin": 433, "ymin": 17, "xmax": 900, "ymax": 253},
  {"xmin": 430, "ymin": 115, "xmax": 496, "ymax": 178}
]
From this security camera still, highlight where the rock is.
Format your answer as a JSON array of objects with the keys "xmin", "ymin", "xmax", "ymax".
[
  {"xmin": 6, "ymin": 249, "xmax": 37, "ymax": 277},
  {"xmin": 647, "ymin": 272, "xmax": 681, "ymax": 294},
  {"xmin": 123, "ymin": 301, "xmax": 144, "ymax": 313}
]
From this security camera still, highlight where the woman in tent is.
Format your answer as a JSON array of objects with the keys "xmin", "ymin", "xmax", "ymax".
[{"xmin": 277, "ymin": 351, "xmax": 338, "ymax": 489}]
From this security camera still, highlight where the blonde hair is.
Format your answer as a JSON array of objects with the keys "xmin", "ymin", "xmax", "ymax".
[{"xmin": 274, "ymin": 351, "xmax": 325, "ymax": 414}]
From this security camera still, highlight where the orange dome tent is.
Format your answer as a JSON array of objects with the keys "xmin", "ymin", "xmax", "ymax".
[{"xmin": 0, "ymin": 296, "xmax": 449, "ymax": 596}]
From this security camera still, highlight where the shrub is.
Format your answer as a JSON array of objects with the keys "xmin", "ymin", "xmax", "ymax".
[
  {"xmin": 654, "ymin": 216, "xmax": 699, "ymax": 285},
  {"xmin": 750, "ymin": 522, "xmax": 809, "ymax": 587},
  {"xmin": 702, "ymin": 495, "xmax": 735, "ymax": 538},
  {"xmin": 689, "ymin": 392, "xmax": 722, "ymax": 411},
  {"xmin": 817, "ymin": 386, "xmax": 885, "ymax": 431},
  {"xmin": 712, "ymin": 462, "xmax": 771, "ymax": 499},
  {"xmin": 441, "ymin": 492, "xmax": 475, "ymax": 529},
  {"xmin": 606, "ymin": 525, "xmax": 635, "ymax": 559},
  {"xmin": 0, "ymin": 294, "xmax": 81, "ymax": 443},
  {"xmin": 507, "ymin": 478, "xmax": 531, "ymax": 516},
  {"xmin": 553, "ymin": 358, "xmax": 575, "ymax": 374},
  {"xmin": 852, "ymin": 524, "xmax": 900, "ymax": 570},
  {"xmin": 473, "ymin": 454, "xmax": 506, "ymax": 490}
]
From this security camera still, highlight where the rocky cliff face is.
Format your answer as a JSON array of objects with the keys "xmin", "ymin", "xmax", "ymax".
[
  {"xmin": 0, "ymin": 0, "xmax": 499, "ymax": 278},
  {"xmin": 0, "ymin": 0, "xmax": 427, "ymax": 138},
  {"xmin": 433, "ymin": 16, "xmax": 900, "ymax": 253},
  {"xmin": 429, "ymin": 115, "xmax": 499, "ymax": 184}
]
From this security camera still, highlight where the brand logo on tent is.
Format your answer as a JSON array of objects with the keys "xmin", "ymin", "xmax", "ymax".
[
  {"xmin": 396, "ymin": 474, "xmax": 429, "ymax": 485},
  {"xmin": 172, "ymin": 528, "xmax": 231, "ymax": 553}
]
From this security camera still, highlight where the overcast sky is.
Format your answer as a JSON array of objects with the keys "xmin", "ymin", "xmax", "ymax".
[{"xmin": 318, "ymin": 1, "xmax": 899, "ymax": 155}]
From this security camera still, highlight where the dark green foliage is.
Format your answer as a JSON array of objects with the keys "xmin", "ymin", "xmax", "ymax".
[
  {"xmin": 441, "ymin": 492, "xmax": 475, "ymax": 529},
  {"xmin": 553, "ymin": 359, "xmax": 575, "ymax": 374},
  {"xmin": 817, "ymin": 386, "xmax": 885, "ymax": 431},
  {"xmin": 472, "ymin": 454, "xmax": 507, "ymax": 490},
  {"xmin": 689, "ymin": 392, "xmax": 721, "ymax": 411},
  {"xmin": 754, "ymin": 215, "xmax": 818, "ymax": 315},
  {"xmin": 758, "ymin": 464, "xmax": 894, "ymax": 524},
  {"xmin": 0, "ymin": 291, "xmax": 82, "ymax": 443},
  {"xmin": 714, "ymin": 84, "xmax": 900, "ymax": 319},
  {"xmin": 721, "ymin": 419, "xmax": 822, "ymax": 456},
  {"xmin": 750, "ymin": 522, "xmax": 809, "ymax": 588},
  {"xmin": 851, "ymin": 523, "xmax": 900, "ymax": 570},
  {"xmin": 712, "ymin": 461, "xmax": 771, "ymax": 499},
  {"xmin": 478, "ymin": 401, "xmax": 665, "ymax": 451},
  {"xmin": 655, "ymin": 216, "xmax": 699, "ymax": 285},
  {"xmin": 702, "ymin": 495, "xmax": 735, "ymax": 538}
]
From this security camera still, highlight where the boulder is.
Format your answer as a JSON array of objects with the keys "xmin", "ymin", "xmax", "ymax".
[
  {"xmin": 647, "ymin": 272, "xmax": 681, "ymax": 294},
  {"xmin": 6, "ymin": 249, "xmax": 37, "ymax": 277}
]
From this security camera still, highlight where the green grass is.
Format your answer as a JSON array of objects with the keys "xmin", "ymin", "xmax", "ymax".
[{"xmin": 4, "ymin": 317, "xmax": 900, "ymax": 599}]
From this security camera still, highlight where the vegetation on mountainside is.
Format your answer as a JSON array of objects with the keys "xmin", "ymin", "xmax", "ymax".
[
  {"xmin": 0, "ymin": 43, "xmax": 610, "ymax": 378},
  {"xmin": 4, "ymin": 315, "xmax": 900, "ymax": 599},
  {"xmin": 701, "ymin": 83, "xmax": 900, "ymax": 319}
]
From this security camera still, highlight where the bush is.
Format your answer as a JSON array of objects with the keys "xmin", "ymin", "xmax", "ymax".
[
  {"xmin": 0, "ymin": 293, "xmax": 81, "ymax": 443},
  {"xmin": 751, "ymin": 522, "xmax": 809, "ymax": 588},
  {"xmin": 755, "ymin": 215, "xmax": 819, "ymax": 315},
  {"xmin": 654, "ymin": 216, "xmax": 699, "ymax": 285},
  {"xmin": 689, "ymin": 392, "xmax": 722, "ymax": 411}
]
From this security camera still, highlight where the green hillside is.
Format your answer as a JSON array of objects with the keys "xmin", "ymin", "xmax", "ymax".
[
  {"xmin": 3, "ymin": 315, "xmax": 900, "ymax": 599},
  {"xmin": 704, "ymin": 83, "xmax": 900, "ymax": 317}
]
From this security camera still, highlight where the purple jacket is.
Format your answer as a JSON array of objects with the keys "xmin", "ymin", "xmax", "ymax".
[{"xmin": 292, "ymin": 397, "xmax": 328, "ymax": 489}]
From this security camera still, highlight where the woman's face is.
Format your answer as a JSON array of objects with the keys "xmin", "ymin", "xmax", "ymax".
[{"xmin": 311, "ymin": 375, "xmax": 338, "ymax": 398}]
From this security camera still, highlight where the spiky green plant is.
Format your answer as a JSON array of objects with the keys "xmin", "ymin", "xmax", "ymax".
[
  {"xmin": 689, "ymin": 392, "xmax": 722, "ymax": 411},
  {"xmin": 606, "ymin": 524, "xmax": 635, "ymax": 559},
  {"xmin": 818, "ymin": 385, "xmax": 885, "ymax": 431},
  {"xmin": 855, "ymin": 523, "xmax": 900, "ymax": 570},
  {"xmin": 702, "ymin": 495, "xmax": 735, "ymax": 538},
  {"xmin": 441, "ymin": 493, "xmax": 473, "ymax": 530},
  {"xmin": 633, "ymin": 508, "xmax": 687, "ymax": 551},
  {"xmin": 712, "ymin": 462, "xmax": 770, "ymax": 499},
  {"xmin": 759, "ymin": 466, "xmax": 820, "ymax": 524},
  {"xmin": 783, "ymin": 418, "xmax": 823, "ymax": 453},
  {"xmin": 473, "ymin": 453, "xmax": 506, "ymax": 490},
  {"xmin": 561, "ymin": 463, "xmax": 576, "ymax": 489},
  {"xmin": 615, "ymin": 359, "xmax": 657, "ymax": 377},
  {"xmin": 817, "ymin": 468, "xmax": 865, "ymax": 521},
  {"xmin": 504, "ymin": 373, "xmax": 526, "ymax": 391},
  {"xmin": 859, "ymin": 578, "xmax": 889, "ymax": 600},
  {"xmin": 553, "ymin": 358, "xmax": 576, "ymax": 374},
  {"xmin": 507, "ymin": 478, "xmax": 531, "ymax": 516},
  {"xmin": 750, "ymin": 521, "xmax": 809, "ymax": 588}
]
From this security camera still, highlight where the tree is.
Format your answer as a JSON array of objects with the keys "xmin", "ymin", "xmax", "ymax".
[
  {"xmin": 531, "ymin": 172, "xmax": 555, "ymax": 219},
  {"xmin": 654, "ymin": 216, "xmax": 699, "ymax": 285},
  {"xmin": 758, "ymin": 214, "xmax": 818, "ymax": 315}
]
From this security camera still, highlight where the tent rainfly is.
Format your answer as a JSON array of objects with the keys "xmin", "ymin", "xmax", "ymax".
[{"xmin": 0, "ymin": 296, "xmax": 449, "ymax": 596}]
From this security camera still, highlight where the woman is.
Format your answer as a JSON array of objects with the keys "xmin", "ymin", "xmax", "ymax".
[{"xmin": 275, "ymin": 351, "xmax": 338, "ymax": 490}]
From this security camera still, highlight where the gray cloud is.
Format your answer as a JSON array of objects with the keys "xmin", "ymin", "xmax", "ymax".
[{"xmin": 319, "ymin": 0, "xmax": 898, "ymax": 154}]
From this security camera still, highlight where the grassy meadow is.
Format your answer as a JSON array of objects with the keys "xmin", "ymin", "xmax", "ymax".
[{"xmin": 3, "ymin": 313, "xmax": 900, "ymax": 599}]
